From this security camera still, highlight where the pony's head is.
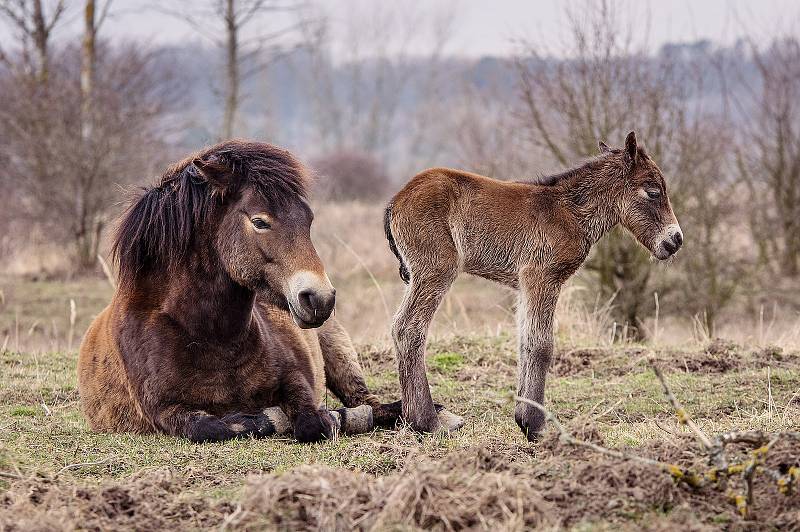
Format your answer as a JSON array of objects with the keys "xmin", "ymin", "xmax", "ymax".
[
  {"xmin": 114, "ymin": 141, "xmax": 335, "ymax": 329},
  {"xmin": 600, "ymin": 131, "xmax": 683, "ymax": 260}
]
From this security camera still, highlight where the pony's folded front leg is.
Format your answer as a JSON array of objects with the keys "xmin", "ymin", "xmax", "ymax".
[
  {"xmin": 153, "ymin": 404, "xmax": 278, "ymax": 443},
  {"xmin": 515, "ymin": 268, "xmax": 561, "ymax": 441},
  {"xmin": 260, "ymin": 405, "xmax": 375, "ymax": 436}
]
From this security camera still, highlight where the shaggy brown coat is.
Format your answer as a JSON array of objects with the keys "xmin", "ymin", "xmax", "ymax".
[
  {"xmin": 78, "ymin": 141, "xmax": 395, "ymax": 443},
  {"xmin": 385, "ymin": 132, "xmax": 683, "ymax": 439}
]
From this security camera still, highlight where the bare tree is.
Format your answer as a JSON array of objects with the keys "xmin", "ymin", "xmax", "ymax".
[
  {"xmin": 672, "ymin": 115, "xmax": 747, "ymax": 335},
  {"xmin": 311, "ymin": 150, "xmax": 391, "ymax": 201},
  {"xmin": 735, "ymin": 38, "xmax": 800, "ymax": 278},
  {"xmin": 514, "ymin": 2, "xmax": 689, "ymax": 336},
  {"xmin": 297, "ymin": 2, "xmax": 456, "ymax": 174},
  {"xmin": 0, "ymin": 0, "xmax": 67, "ymax": 82},
  {"xmin": 160, "ymin": 0, "xmax": 308, "ymax": 139},
  {"xmin": 0, "ymin": 44, "xmax": 178, "ymax": 271}
]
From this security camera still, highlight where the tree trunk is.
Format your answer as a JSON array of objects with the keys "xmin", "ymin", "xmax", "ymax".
[
  {"xmin": 81, "ymin": 0, "xmax": 96, "ymax": 142},
  {"xmin": 75, "ymin": 0, "xmax": 99, "ymax": 272},
  {"xmin": 222, "ymin": 0, "xmax": 239, "ymax": 139},
  {"xmin": 31, "ymin": 0, "xmax": 49, "ymax": 83}
]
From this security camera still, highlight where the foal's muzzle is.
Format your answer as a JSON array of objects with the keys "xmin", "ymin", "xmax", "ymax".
[
  {"xmin": 286, "ymin": 271, "xmax": 336, "ymax": 329},
  {"xmin": 654, "ymin": 224, "xmax": 684, "ymax": 260}
]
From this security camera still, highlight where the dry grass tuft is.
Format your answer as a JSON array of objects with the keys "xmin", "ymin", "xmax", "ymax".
[{"xmin": 0, "ymin": 469, "xmax": 232, "ymax": 531}]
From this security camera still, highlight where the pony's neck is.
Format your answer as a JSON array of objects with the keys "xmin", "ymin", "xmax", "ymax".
[
  {"xmin": 160, "ymin": 248, "xmax": 257, "ymax": 345},
  {"xmin": 553, "ymin": 157, "xmax": 624, "ymax": 243}
]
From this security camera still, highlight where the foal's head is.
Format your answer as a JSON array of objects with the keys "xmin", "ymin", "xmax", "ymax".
[
  {"xmin": 600, "ymin": 131, "xmax": 683, "ymax": 260},
  {"xmin": 115, "ymin": 141, "xmax": 335, "ymax": 329}
]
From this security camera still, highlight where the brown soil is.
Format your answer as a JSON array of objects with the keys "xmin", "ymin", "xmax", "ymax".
[
  {"xmin": 4, "ymin": 429, "xmax": 797, "ymax": 531},
  {"xmin": 0, "ymin": 469, "xmax": 232, "ymax": 531},
  {"xmin": 550, "ymin": 339, "xmax": 799, "ymax": 378},
  {"xmin": 236, "ymin": 432, "xmax": 800, "ymax": 531}
]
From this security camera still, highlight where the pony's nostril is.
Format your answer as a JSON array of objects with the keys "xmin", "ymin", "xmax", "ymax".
[
  {"xmin": 298, "ymin": 290, "xmax": 316, "ymax": 313},
  {"xmin": 297, "ymin": 289, "xmax": 335, "ymax": 319},
  {"xmin": 673, "ymin": 232, "xmax": 683, "ymax": 248}
]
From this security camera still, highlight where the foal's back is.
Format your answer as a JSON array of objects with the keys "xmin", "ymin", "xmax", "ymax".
[{"xmin": 387, "ymin": 168, "xmax": 581, "ymax": 288}]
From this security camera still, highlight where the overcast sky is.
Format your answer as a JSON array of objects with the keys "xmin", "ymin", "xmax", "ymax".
[{"xmin": 4, "ymin": 0, "xmax": 800, "ymax": 58}]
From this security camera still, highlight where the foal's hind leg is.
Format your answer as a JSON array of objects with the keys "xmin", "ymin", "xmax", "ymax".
[{"xmin": 392, "ymin": 269, "xmax": 459, "ymax": 433}]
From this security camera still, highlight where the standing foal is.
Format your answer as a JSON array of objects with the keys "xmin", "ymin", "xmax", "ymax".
[{"xmin": 385, "ymin": 132, "xmax": 683, "ymax": 439}]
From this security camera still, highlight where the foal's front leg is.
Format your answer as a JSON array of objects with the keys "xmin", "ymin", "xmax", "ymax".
[{"xmin": 515, "ymin": 267, "xmax": 561, "ymax": 441}]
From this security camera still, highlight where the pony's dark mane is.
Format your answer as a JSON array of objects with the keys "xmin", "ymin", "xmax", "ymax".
[{"xmin": 113, "ymin": 140, "xmax": 309, "ymax": 287}]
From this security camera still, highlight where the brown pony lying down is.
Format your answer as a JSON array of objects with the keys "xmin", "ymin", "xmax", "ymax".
[{"xmin": 78, "ymin": 141, "xmax": 407, "ymax": 442}]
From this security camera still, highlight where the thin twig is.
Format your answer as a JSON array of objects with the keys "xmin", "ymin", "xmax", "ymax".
[
  {"xmin": 97, "ymin": 253, "xmax": 117, "ymax": 290},
  {"xmin": 514, "ymin": 396, "xmax": 701, "ymax": 486},
  {"xmin": 651, "ymin": 362, "xmax": 714, "ymax": 450},
  {"xmin": 56, "ymin": 456, "xmax": 114, "ymax": 476}
]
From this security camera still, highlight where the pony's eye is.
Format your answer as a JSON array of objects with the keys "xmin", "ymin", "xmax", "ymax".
[
  {"xmin": 646, "ymin": 189, "xmax": 662, "ymax": 200},
  {"xmin": 251, "ymin": 218, "xmax": 271, "ymax": 230}
]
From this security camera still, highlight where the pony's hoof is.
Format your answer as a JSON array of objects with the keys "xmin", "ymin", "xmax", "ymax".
[
  {"xmin": 436, "ymin": 409, "xmax": 465, "ymax": 433},
  {"xmin": 294, "ymin": 409, "xmax": 335, "ymax": 443},
  {"xmin": 330, "ymin": 404, "xmax": 374, "ymax": 435}
]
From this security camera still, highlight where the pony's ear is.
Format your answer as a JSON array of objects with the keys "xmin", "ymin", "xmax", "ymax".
[
  {"xmin": 599, "ymin": 140, "xmax": 612, "ymax": 154},
  {"xmin": 192, "ymin": 155, "xmax": 234, "ymax": 191},
  {"xmin": 624, "ymin": 131, "xmax": 638, "ymax": 167}
]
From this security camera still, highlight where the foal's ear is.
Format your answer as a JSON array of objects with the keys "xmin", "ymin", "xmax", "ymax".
[
  {"xmin": 624, "ymin": 131, "xmax": 638, "ymax": 166},
  {"xmin": 598, "ymin": 141, "xmax": 612, "ymax": 154},
  {"xmin": 192, "ymin": 155, "xmax": 234, "ymax": 191}
]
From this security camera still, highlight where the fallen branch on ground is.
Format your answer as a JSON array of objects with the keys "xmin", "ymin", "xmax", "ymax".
[{"xmin": 517, "ymin": 361, "xmax": 800, "ymax": 520}]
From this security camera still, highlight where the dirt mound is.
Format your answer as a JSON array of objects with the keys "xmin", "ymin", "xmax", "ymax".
[
  {"xmin": 2, "ymin": 434, "xmax": 797, "ymax": 530},
  {"xmin": 550, "ymin": 340, "xmax": 799, "ymax": 378},
  {"xmin": 0, "ymin": 469, "xmax": 231, "ymax": 531},
  {"xmin": 238, "ymin": 456, "xmax": 554, "ymax": 530},
  {"xmin": 234, "ymin": 434, "xmax": 800, "ymax": 530}
]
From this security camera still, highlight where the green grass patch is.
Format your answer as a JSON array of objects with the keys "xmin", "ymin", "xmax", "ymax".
[{"xmin": 429, "ymin": 351, "xmax": 465, "ymax": 373}]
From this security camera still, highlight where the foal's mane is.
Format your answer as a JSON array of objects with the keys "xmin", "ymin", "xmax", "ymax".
[
  {"xmin": 113, "ymin": 140, "xmax": 309, "ymax": 287},
  {"xmin": 534, "ymin": 145, "xmax": 649, "ymax": 187},
  {"xmin": 534, "ymin": 152, "xmax": 616, "ymax": 187}
]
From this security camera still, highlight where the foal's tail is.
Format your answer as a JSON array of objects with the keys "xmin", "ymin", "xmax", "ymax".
[{"xmin": 384, "ymin": 202, "xmax": 410, "ymax": 284}]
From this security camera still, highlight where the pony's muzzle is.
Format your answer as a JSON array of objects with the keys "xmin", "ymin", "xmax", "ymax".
[
  {"xmin": 286, "ymin": 271, "xmax": 336, "ymax": 329},
  {"xmin": 654, "ymin": 224, "xmax": 683, "ymax": 260},
  {"xmin": 297, "ymin": 288, "xmax": 335, "ymax": 324}
]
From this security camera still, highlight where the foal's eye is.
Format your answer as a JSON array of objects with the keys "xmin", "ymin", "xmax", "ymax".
[
  {"xmin": 646, "ymin": 189, "xmax": 662, "ymax": 200},
  {"xmin": 251, "ymin": 218, "xmax": 271, "ymax": 230}
]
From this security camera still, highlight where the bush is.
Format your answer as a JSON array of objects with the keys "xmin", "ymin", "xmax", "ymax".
[{"xmin": 312, "ymin": 150, "xmax": 391, "ymax": 201}]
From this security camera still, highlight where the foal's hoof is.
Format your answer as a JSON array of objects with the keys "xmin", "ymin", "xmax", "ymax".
[
  {"xmin": 406, "ymin": 407, "xmax": 465, "ymax": 434},
  {"xmin": 294, "ymin": 409, "xmax": 335, "ymax": 443},
  {"xmin": 514, "ymin": 409, "xmax": 546, "ymax": 442}
]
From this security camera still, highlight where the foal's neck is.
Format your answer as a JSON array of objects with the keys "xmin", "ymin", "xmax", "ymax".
[{"xmin": 553, "ymin": 158, "xmax": 623, "ymax": 243}]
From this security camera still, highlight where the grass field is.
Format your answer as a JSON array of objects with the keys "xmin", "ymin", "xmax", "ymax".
[{"xmin": 1, "ymin": 328, "xmax": 799, "ymax": 529}]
